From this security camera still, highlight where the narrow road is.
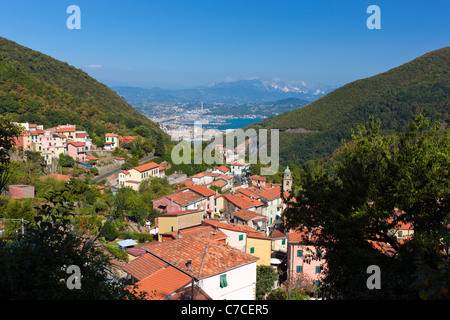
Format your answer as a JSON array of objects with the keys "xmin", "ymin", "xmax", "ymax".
[{"xmin": 92, "ymin": 154, "xmax": 155, "ymax": 182}]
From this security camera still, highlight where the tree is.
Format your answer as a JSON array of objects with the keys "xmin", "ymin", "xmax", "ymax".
[
  {"xmin": 59, "ymin": 153, "xmax": 74, "ymax": 167},
  {"xmin": 0, "ymin": 188, "xmax": 148, "ymax": 299},
  {"xmin": 256, "ymin": 265, "xmax": 279, "ymax": 300},
  {"xmin": 0, "ymin": 116, "xmax": 21, "ymax": 194},
  {"xmin": 283, "ymin": 114, "xmax": 450, "ymax": 299},
  {"xmin": 154, "ymin": 133, "xmax": 165, "ymax": 157}
]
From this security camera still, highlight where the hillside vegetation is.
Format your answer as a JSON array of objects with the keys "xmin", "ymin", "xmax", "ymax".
[
  {"xmin": 0, "ymin": 37, "xmax": 164, "ymax": 139},
  {"xmin": 248, "ymin": 47, "xmax": 450, "ymax": 165}
]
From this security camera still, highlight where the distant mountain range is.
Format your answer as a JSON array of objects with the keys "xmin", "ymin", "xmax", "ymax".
[{"xmin": 111, "ymin": 78, "xmax": 334, "ymax": 105}]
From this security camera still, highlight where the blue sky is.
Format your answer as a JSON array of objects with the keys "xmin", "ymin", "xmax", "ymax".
[{"xmin": 0, "ymin": 0, "xmax": 448, "ymax": 88}]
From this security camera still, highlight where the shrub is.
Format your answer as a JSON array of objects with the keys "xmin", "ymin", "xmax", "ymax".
[{"xmin": 101, "ymin": 220, "xmax": 119, "ymax": 241}]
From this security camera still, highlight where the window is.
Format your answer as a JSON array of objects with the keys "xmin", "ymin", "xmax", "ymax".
[
  {"xmin": 282, "ymin": 239, "xmax": 286, "ymax": 245},
  {"xmin": 398, "ymin": 231, "xmax": 403, "ymax": 237},
  {"xmin": 250, "ymin": 247, "xmax": 255, "ymax": 254},
  {"xmin": 220, "ymin": 274, "xmax": 228, "ymax": 288},
  {"xmin": 297, "ymin": 249, "xmax": 303, "ymax": 257},
  {"xmin": 315, "ymin": 266, "xmax": 322, "ymax": 274},
  {"xmin": 238, "ymin": 234, "xmax": 244, "ymax": 241},
  {"xmin": 296, "ymin": 266, "xmax": 303, "ymax": 273},
  {"xmin": 317, "ymin": 250, "xmax": 323, "ymax": 258}
]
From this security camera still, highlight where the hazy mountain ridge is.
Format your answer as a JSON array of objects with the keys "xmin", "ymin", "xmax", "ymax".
[{"xmin": 111, "ymin": 78, "xmax": 333, "ymax": 105}]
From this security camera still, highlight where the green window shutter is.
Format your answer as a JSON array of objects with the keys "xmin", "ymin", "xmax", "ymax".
[
  {"xmin": 250, "ymin": 247, "xmax": 255, "ymax": 254},
  {"xmin": 296, "ymin": 266, "xmax": 303, "ymax": 273},
  {"xmin": 317, "ymin": 250, "xmax": 323, "ymax": 258},
  {"xmin": 315, "ymin": 266, "xmax": 322, "ymax": 274},
  {"xmin": 220, "ymin": 274, "xmax": 228, "ymax": 288},
  {"xmin": 398, "ymin": 231, "xmax": 403, "ymax": 237},
  {"xmin": 239, "ymin": 234, "xmax": 243, "ymax": 241},
  {"xmin": 282, "ymin": 239, "xmax": 286, "ymax": 245},
  {"xmin": 297, "ymin": 249, "xmax": 303, "ymax": 257}
]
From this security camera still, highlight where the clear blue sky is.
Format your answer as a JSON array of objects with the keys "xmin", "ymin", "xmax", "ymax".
[{"xmin": 0, "ymin": 0, "xmax": 448, "ymax": 88}]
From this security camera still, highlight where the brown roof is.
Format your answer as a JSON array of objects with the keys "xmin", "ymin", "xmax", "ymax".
[{"xmin": 142, "ymin": 236, "xmax": 259, "ymax": 279}]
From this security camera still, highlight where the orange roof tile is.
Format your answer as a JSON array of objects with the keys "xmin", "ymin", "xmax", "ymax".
[
  {"xmin": 122, "ymin": 253, "xmax": 167, "ymax": 281},
  {"xmin": 202, "ymin": 219, "xmax": 271, "ymax": 240},
  {"xmin": 133, "ymin": 162, "xmax": 160, "ymax": 172},
  {"xmin": 161, "ymin": 225, "xmax": 227, "ymax": 242},
  {"xmin": 166, "ymin": 190, "xmax": 205, "ymax": 207},
  {"xmin": 133, "ymin": 264, "xmax": 192, "ymax": 300},
  {"xmin": 223, "ymin": 193, "xmax": 264, "ymax": 209},
  {"xmin": 233, "ymin": 209, "xmax": 266, "ymax": 222},
  {"xmin": 143, "ymin": 236, "xmax": 259, "ymax": 279}
]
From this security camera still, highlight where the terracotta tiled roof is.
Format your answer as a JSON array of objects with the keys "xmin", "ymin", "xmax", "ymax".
[
  {"xmin": 40, "ymin": 173, "xmax": 72, "ymax": 182},
  {"xmin": 68, "ymin": 141, "xmax": 85, "ymax": 147},
  {"xmin": 122, "ymin": 253, "xmax": 167, "ymax": 281},
  {"xmin": 249, "ymin": 175, "xmax": 266, "ymax": 181},
  {"xmin": 86, "ymin": 156, "xmax": 99, "ymax": 161},
  {"xmin": 223, "ymin": 193, "xmax": 264, "ymax": 209},
  {"xmin": 202, "ymin": 219, "xmax": 271, "ymax": 240},
  {"xmin": 105, "ymin": 133, "xmax": 118, "ymax": 137},
  {"xmin": 167, "ymin": 190, "xmax": 205, "ymax": 207},
  {"xmin": 233, "ymin": 209, "xmax": 266, "ymax": 222},
  {"xmin": 133, "ymin": 264, "xmax": 192, "ymax": 300},
  {"xmin": 248, "ymin": 186, "xmax": 283, "ymax": 201},
  {"xmin": 208, "ymin": 179, "xmax": 228, "ymax": 188},
  {"xmin": 55, "ymin": 127, "xmax": 75, "ymax": 133},
  {"xmin": 287, "ymin": 228, "xmax": 321, "ymax": 243},
  {"xmin": 214, "ymin": 166, "xmax": 230, "ymax": 173},
  {"xmin": 133, "ymin": 162, "xmax": 160, "ymax": 172},
  {"xmin": 161, "ymin": 225, "xmax": 227, "ymax": 242},
  {"xmin": 270, "ymin": 229, "xmax": 286, "ymax": 239},
  {"xmin": 143, "ymin": 236, "xmax": 259, "ymax": 279},
  {"xmin": 186, "ymin": 185, "xmax": 216, "ymax": 197},
  {"xmin": 160, "ymin": 209, "xmax": 199, "ymax": 217},
  {"xmin": 76, "ymin": 133, "xmax": 86, "ymax": 138},
  {"xmin": 177, "ymin": 179, "xmax": 194, "ymax": 187}
]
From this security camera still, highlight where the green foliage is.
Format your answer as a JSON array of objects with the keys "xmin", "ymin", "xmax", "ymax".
[
  {"xmin": 101, "ymin": 220, "xmax": 119, "ymax": 242},
  {"xmin": 0, "ymin": 37, "xmax": 166, "ymax": 141},
  {"xmin": 283, "ymin": 114, "xmax": 450, "ymax": 299},
  {"xmin": 256, "ymin": 265, "xmax": 279, "ymax": 300},
  {"xmin": 248, "ymin": 47, "xmax": 450, "ymax": 166},
  {"xmin": 59, "ymin": 153, "xmax": 74, "ymax": 167},
  {"xmin": 0, "ymin": 217, "xmax": 146, "ymax": 299}
]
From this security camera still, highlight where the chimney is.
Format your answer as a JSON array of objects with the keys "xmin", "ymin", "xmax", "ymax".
[
  {"xmin": 186, "ymin": 259, "xmax": 193, "ymax": 272},
  {"xmin": 177, "ymin": 229, "xmax": 182, "ymax": 239}
]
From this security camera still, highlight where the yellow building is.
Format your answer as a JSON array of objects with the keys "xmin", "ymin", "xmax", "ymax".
[{"xmin": 157, "ymin": 209, "xmax": 204, "ymax": 242}]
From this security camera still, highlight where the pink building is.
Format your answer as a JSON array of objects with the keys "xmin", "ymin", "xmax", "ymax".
[
  {"xmin": 287, "ymin": 228, "xmax": 325, "ymax": 289},
  {"xmin": 67, "ymin": 141, "xmax": 86, "ymax": 162},
  {"xmin": 9, "ymin": 185, "xmax": 35, "ymax": 199},
  {"xmin": 153, "ymin": 185, "xmax": 216, "ymax": 215}
]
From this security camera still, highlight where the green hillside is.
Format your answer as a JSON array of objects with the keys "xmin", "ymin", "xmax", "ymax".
[
  {"xmin": 0, "ymin": 37, "xmax": 164, "ymax": 139},
  {"xmin": 248, "ymin": 47, "xmax": 450, "ymax": 165}
]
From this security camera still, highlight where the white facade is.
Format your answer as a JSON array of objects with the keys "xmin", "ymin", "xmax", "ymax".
[{"xmin": 197, "ymin": 261, "xmax": 257, "ymax": 300}]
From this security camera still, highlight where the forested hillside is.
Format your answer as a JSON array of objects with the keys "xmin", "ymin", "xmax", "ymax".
[
  {"xmin": 0, "ymin": 37, "xmax": 165, "ymax": 140},
  {"xmin": 248, "ymin": 47, "xmax": 450, "ymax": 165}
]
